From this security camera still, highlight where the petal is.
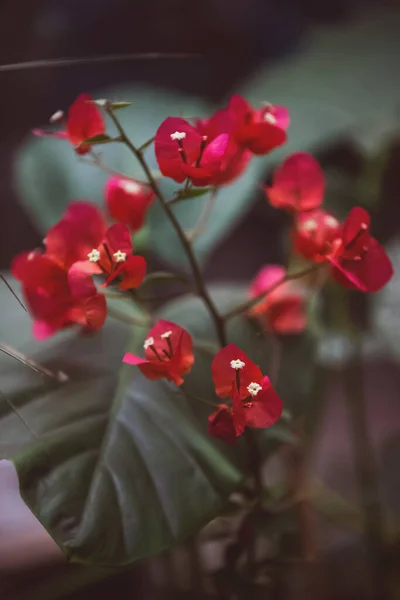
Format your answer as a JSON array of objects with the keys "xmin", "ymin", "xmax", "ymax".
[
  {"xmin": 32, "ymin": 129, "xmax": 69, "ymax": 140},
  {"xmin": 243, "ymin": 123, "xmax": 287, "ymax": 155},
  {"xmin": 155, "ymin": 117, "xmax": 202, "ymax": 183},
  {"xmin": 293, "ymin": 209, "xmax": 340, "ymax": 261},
  {"xmin": 208, "ymin": 405, "xmax": 241, "ymax": 445},
  {"xmin": 67, "ymin": 93, "xmax": 105, "ymax": 146},
  {"xmin": 265, "ymin": 297, "xmax": 307, "ymax": 334},
  {"xmin": 45, "ymin": 201, "xmax": 106, "ymax": 269},
  {"xmin": 12, "ymin": 252, "xmax": 69, "ymax": 295},
  {"xmin": 341, "ymin": 206, "xmax": 371, "ymax": 248},
  {"xmin": 123, "ymin": 353, "xmax": 171, "ymax": 381},
  {"xmin": 212, "ymin": 343, "xmax": 263, "ymax": 399},
  {"xmin": 104, "ymin": 223, "xmax": 133, "ymax": 256},
  {"xmin": 266, "ymin": 152, "xmax": 325, "ymax": 212},
  {"xmin": 250, "ymin": 265, "xmax": 286, "ymax": 298},
  {"xmin": 82, "ymin": 293, "xmax": 107, "ymax": 330},
  {"xmin": 244, "ymin": 376, "xmax": 283, "ymax": 428},
  {"xmin": 330, "ymin": 236, "xmax": 393, "ymax": 292},
  {"xmin": 68, "ymin": 262, "xmax": 100, "ymax": 297},
  {"xmin": 104, "ymin": 255, "xmax": 147, "ymax": 290},
  {"xmin": 105, "ymin": 177, "xmax": 154, "ymax": 231}
]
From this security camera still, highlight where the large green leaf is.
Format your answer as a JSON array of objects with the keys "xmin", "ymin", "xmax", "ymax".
[{"xmin": 0, "ymin": 279, "xmax": 243, "ymax": 566}]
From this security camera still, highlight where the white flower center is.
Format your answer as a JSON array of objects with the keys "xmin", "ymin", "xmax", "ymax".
[
  {"xmin": 113, "ymin": 250, "xmax": 127, "ymax": 263},
  {"xmin": 170, "ymin": 131, "xmax": 186, "ymax": 141},
  {"xmin": 247, "ymin": 382, "xmax": 262, "ymax": 397},
  {"xmin": 87, "ymin": 248, "xmax": 101, "ymax": 262},
  {"xmin": 230, "ymin": 359, "xmax": 245, "ymax": 370},
  {"xmin": 144, "ymin": 337, "xmax": 155, "ymax": 350},
  {"xmin": 122, "ymin": 180, "xmax": 141, "ymax": 195},
  {"xmin": 264, "ymin": 112, "xmax": 277, "ymax": 125},
  {"xmin": 302, "ymin": 219, "xmax": 317, "ymax": 232},
  {"xmin": 324, "ymin": 216, "xmax": 339, "ymax": 228},
  {"xmin": 161, "ymin": 330, "xmax": 172, "ymax": 339}
]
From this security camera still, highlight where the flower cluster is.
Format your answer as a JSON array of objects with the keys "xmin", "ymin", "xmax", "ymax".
[
  {"xmin": 11, "ymin": 91, "xmax": 394, "ymax": 450},
  {"xmin": 265, "ymin": 152, "xmax": 393, "ymax": 293}
]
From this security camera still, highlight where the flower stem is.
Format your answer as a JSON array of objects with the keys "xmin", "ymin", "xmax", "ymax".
[
  {"xmin": 0, "ymin": 342, "xmax": 68, "ymax": 382},
  {"xmin": 222, "ymin": 263, "xmax": 321, "ymax": 321},
  {"xmin": 106, "ymin": 106, "xmax": 227, "ymax": 347}
]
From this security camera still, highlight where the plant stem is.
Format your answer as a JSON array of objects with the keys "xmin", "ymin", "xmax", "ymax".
[
  {"xmin": 107, "ymin": 106, "xmax": 227, "ymax": 347},
  {"xmin": 222, "ymin": 264, "xmax": 321, "ymax": 321},
  {"xmin": 0, "ymin": 342, "xmax": 68, "ymax": 382}
]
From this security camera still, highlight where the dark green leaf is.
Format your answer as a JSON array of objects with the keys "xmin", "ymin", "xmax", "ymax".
[
  {"xmin": 173, "ymin": 187, "xmax": 211, "ymax": 202},
  {"xmin": 110, "ymin": 101, "xmax": 132, "ymax": 110},
  {"xmin": 0, "ymin": 278, "xmax": 243, "ymax": 566},
  {"xmin": 83, "ymin": 133, "xmax": 114, "ymax": 145}
]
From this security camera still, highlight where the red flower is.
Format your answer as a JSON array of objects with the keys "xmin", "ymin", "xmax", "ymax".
[
  {"xmin": 209, "ymin": 344, "xmax": 282, "ymax": 443},
  {"xmin": 45, "ymin": 202, "xmax": 146, "ymax": 292},
  {"xmin": 293, "ymin": 209, "xmax": 341, "ymax": 262},
  {"xmin": 12, "ymin": 251, "xmax": 106, "ymax": 339},
  {"xmin": 266, "ymin": 152, "xmax": 324, "ymax": 212},
  {"xmin": 228, "ymin": 95, "xmax": 289, "ymax": 155},
  {"xmin": 33, "ymin": 93, "xmax": 105, "ymax": 155},
  {"xmin": 249, "ymin": 265, "xmax": 307, "ymax": 334},
  {"xmin": 123, "ymin": 320, "xmax": 194, "ymax": 386},
  {"xmin": 105, "ymin": 177, "xmax": 155, "ymax": 232},
  {"xmin": 154, "ymin": 116, "xmax": 249, "ymax": 187},
  {"xmin": 328, "ymin": 207, "xmax": 393, "ymax": 293}
]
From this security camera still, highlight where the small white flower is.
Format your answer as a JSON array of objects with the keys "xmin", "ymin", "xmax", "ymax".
[
  {"xmin": 113, "ymin": 250, "xmax": 127, "ymax": 263},
  {"xmin": 144, "ymin": 337, "xmax": 155, "ymax": 350},
  {"xmin": 264, "ymin": 112, "xmax": 277, "ymax": 125},
  {"xmin": 247, "ymin": 382, "xmax": 262, "ymax": 397},
  {"xmin": 170, "ymin": 131, "xmax": 186, "ymax": 141},
  {"xmin": 122, "ymin": 180, "xmax": 141, "ymax": 195},
  {"xmin": 324, "ymin": 216, "xmax": 339, "ymax": 228},
  {"xmin": 230, "ymin": 359, "xmax": 245, "ymax": 370},
  {"xmin": 302, "ymin": 219, "xmax": 317, "ymax": 232},
  {"xmin": 87, "ymin": 248, "xmax": 101, "ymax": 262},
  {"xmin": 161, "ymin": 330, "xmax": 172, "ymax": 339}
]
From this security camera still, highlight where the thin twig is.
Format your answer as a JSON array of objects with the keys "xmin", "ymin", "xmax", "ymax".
[
  {"xmin": 0, "ymin": 53, "xmax": 202, "ymax": 73},
  {"xmin": 1, "ymin": 275, "xmax": 27, "ymax": 311},
  {"xmin": 106, "ymin": 105, "xmax": 227, "ymax": 347},
  {"xmin": 0, "ymin": 342, "xmax": 68, "ymax": 382}
]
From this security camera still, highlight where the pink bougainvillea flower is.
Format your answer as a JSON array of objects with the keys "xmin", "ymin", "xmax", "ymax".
[
  {"xmin": 209, "ymin": 344, "xmax": 282, "ymax": 443},
  {"xmin": 266, "ymin": 152, "xmax": 325, "ymax": 212},
  {"xmin": 123, "ymin": 320, "xmax": 194, "ymax": 386},
  {"xmin": 154, "ymin": 116, "xmax": 249, "ymax": 187},
  {"xmin": 105, "ymin": 177, "xmax": 155, "ymax": 232},
  {"xmin": 33, "ymin": 93, "xmax": 105, "ymax": 155},
  {"xmin": 11, "ymin": 251, "xmax": 106, "ymax": 339},
  {"xmin": 328, "ymin": 207, "xmax": 393, "ymax": 293},
  {"xmin": 228, "ymin": 95, "xmax": 289, "ymax": 155},
  {"xmin": 248, "ymin": 265, "xmax": 307, "ymax": 334},
  {"xmin": 293, "ymin": 209, "xmax": 341, "ymax": 263}
]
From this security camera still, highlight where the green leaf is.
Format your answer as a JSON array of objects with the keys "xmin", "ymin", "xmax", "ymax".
[
  {"xmin": 83, "ymin": 133, "xmax": 114, "ymax": 145},
  {"xmin": 109, "ymin": 101, "xmax": 132, "ymax": 111},
  {"xmin": 173, "ymin": 187, "xmax": 211, "ymax": 202},
  {"xmin": 0, "ymin": 278, "xmax": 243, "ymax": 566}
]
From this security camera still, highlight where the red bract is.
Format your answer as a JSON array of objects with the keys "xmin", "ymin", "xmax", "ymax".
[
  {"xmin": 209, "ymin": 344, "xmax": 282, "ymax": 443},
  {"xmin": 105, "ymin": 177, "xmax": 155, "ymax": 232},
  {"xmin": 123, "ymin": 320, "xmax": 194, "ymax": 386},
  {"xmin": 12, "ymin": 251, "xmax": 106, "ymax": 339},
  {"xmin": 249, "ymin": 265, "xmax": 307, "ymax": 334},
  {"xmin": 33, "ymin": 93, "xmax": 105, "ymax": 155},
  {"xmin": 71, "ymin": 221, "xmax": 147, "ymax": 291},
  {"xmin": 266, "ymin": 152, "xmax": 324, "ymax": 212},
  {"xmin": 154, "ymin": 116, "xmax": 249, "ymax": 187},
  {"xmin": 293, "ymin": 209, "xmax": 341, "ymax": 262},
  {"xmin": 328, "ymin": 207, "xmax": 393, "ymax": 293},
  {"xmin": 228, "ymin": 95, "xmax": 289, "ymax": 155}
]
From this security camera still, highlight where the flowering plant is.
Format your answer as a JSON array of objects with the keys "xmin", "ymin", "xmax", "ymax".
[{"xmin": 0, "ymin": 91, "xmax": 393, "ymax": 573}]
